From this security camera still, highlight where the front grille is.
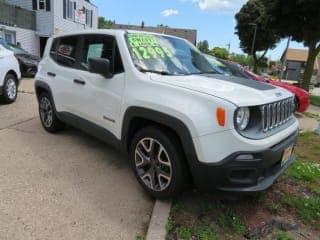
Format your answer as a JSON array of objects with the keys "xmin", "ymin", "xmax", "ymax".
[{"xmin": 261, "ymin": 97, "xmax": 294, "ymax": 132}]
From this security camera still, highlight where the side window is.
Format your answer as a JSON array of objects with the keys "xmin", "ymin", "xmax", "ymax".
[
  {"xmin": 50, "ymin": 39, "xmax": 58, "ymax": 60},
  {"xmin": 80, "ymin": 35, "xmax": 124, "ymax": 74},
  {"xmin": 56, "ymin": 36, "xmax": 78, "ymax": 68}
]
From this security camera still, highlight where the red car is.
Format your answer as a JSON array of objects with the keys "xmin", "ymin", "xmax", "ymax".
[
  {"xmin": 205, "ymin": 54, "xmax": 310, "ymax": 112},
  {"xmin": 243, "ymin": 69, "xmax": 310, "ymax": 112}
]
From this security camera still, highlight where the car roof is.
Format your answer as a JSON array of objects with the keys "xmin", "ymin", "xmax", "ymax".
[{"xmin": 51, "ymin": 29, "xmax": 187, "ymax": 42}]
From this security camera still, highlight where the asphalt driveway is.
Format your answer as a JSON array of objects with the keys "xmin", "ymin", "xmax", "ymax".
[{"xmin": 0, "ymin": 80, "xmax": 153, "ymax": 240}]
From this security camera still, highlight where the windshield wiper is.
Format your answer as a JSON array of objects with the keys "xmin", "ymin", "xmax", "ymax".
[
  {"xmin": 138, "ymin": 67, "xmax": 174, "ymax": 75},
  {"xmin": 193, "ymin": 70, "xmax": 219, "ymax": 75}
]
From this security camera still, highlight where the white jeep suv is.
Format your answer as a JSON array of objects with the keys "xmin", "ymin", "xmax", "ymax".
[
  {"xmin": 0, "ymin": 44, "xmax": 21, "ymax": 103},
  {"xmin": 35, "ymin": 30, "xmax": 299, "ymax": 199}
]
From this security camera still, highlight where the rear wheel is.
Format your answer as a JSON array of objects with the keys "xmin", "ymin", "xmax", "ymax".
[
  {"xmin": 0, "ymin": 74, "xmax": 18, "ymax": 104},
  {"xmin": 38, "ymin": 92, "xmax": 64, "ymax": 132},
  {"xmin": 130, "ymin": 126, "xmax": 187, "ymax": 199}
]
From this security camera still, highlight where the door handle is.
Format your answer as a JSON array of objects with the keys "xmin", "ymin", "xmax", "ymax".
[
  {"xmin": 47, "ymin": 72, "xmax": 56, "ymax": 77},
  {"xmin": 73, "ymin": 79, "xmax": 86, "ymax": 85}
]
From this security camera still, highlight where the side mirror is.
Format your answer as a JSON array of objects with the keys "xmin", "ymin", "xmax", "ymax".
[{"xmin": 88, "ymin": 58, "xmax": 112, "ymax": 78}]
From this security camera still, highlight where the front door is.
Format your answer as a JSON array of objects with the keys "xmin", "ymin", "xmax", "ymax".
[{"xmin": 73, "ymin": 34, "xmax": 125, "ymax": 137}]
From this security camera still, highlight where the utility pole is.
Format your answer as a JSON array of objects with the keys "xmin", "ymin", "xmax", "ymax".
[
  {"xmin": 249, "ymin": 23, "xmax": 258, "ymax": 70},
  {"xmin": 280, "ymin": 37, "xmax": 291, "ymax": 82},
  {"xmin": 226, "ymin": 42, "xmax": 231, "ymax": 58}
]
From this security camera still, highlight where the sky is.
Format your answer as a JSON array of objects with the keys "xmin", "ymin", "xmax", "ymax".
[{"xmin": 91, "ymin": 0, "xmax": 306, "ymax": 60}]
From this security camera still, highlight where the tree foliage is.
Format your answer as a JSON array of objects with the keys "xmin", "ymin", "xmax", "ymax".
[
  {"xmin": 262, "ymin": 0, "xmax": 320, "ymax": 91},
  {"xmin": 235, "ymin": 0, "xmax": 280, "ymax": 73},
  {"xmin": 229, "ymin": 53, "xmax": 251, "ymax": 67},
  {"xmin": 98, "ymin": 17, "xmax": 115, "ymax": 29},
  {"xmin": 197, "ymin": 40, "xmax": 209, "ymax": 53},
  {"xmin": 209, "ymin": 47, "xmax": 229, "ymax": 59}
]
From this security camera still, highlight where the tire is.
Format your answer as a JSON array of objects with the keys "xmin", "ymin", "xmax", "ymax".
[
  {"xmin": 130, "ymin": 126, "xmax": 187, "ymax": 199},
  {"xmin": 38, "ymin": 92, "xmax": 64, "ymax": 133},
  {"xmin": 294, "ymin": 97, "xmax": 299, "ymax": 112},
  {"xmin": 0, "ymin": 74, "xmax": 18, "ymax": 104}
]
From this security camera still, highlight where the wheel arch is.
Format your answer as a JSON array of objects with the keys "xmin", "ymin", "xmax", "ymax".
[
  {"xmin": 35, "ymin": 80, "xmax": 53, "ymax": 101},
  {"xmin": 6, "ymin": 70, "xmax": 18, "ymax": 83},
  {"xmin": 121, "ymin": 107, "xmax": 199, "ymax": 180}
]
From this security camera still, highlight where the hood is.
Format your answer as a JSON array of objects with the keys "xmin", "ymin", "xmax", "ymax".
[
  {"xmin": 17, "ymin": 53, "xmax": 41, "ymax": 61},
  {"xmin": 150, "ymin": 74, "xmax": 293, "ymax": 106}
]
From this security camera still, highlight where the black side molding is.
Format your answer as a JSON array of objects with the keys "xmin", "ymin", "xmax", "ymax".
[{"xmin": 57, "ymin": 112, "xmax": 121, "ymax": 150}]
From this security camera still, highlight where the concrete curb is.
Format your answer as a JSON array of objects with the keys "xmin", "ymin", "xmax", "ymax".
[{"xmin": 146, "ymin": 200, "xmax": 172, "ymax": 240}]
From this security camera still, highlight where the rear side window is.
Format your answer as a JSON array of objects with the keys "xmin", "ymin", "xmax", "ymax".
[
  {"xmin": 79, "ymin": 34, "xmax": 124, "ymax": 74},
  {"xmin": 56, "ymin": 36, "xmax": 78, "ymax": 68},
  {"xmin": 50, "ymin": 39, "xmax": 58, "ymax": 59}
]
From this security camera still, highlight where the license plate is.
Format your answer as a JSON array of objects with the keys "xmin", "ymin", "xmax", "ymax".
[{"xmin": 281, "ymin": 145, "xmax": 294, "ymax": 166}]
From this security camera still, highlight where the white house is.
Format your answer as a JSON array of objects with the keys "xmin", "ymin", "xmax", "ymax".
[{"xmin": 0, "ymin": 0, "xmax": 98, "ymax": 56}]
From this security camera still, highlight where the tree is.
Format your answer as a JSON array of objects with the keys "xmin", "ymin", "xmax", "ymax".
[
  {"xmin": 262, "ymin": 0, "xmax": 320, "ymax": 91},
  {"xmin": 209, "ymin": 47, "xmax": 229, "ymax": 59},
  {"xmin": 157, "ymin": 24, "xmax": 169, "ymax": 28},
  {"xmin": 98, "ymin": 17, "xmax": 115, "ymax": 29},
  {"xmin": 229, "ymin": 53, "xmax": 251, "ymax": 67},
  {"xmin": 197, "ymin": 40, "xmax": 209, "ymax": 53},
  {"xmin": 235, "ymin": 0, "xmax": 280, "ymax": 73}
]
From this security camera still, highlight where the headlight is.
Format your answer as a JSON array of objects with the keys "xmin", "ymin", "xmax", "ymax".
[{"xmin": 236, "ymin": 107, "xmax": 250, "ymax": 130}]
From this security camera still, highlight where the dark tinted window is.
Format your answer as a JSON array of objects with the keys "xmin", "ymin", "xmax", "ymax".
[
  {"xmin": 56, "ymin": 36, "xmax": 78, "ymax": 68},
  {"xmin": 80, "ymin": 34, "xmax": 124, "ymax": 74},
  {"xmin": 49, "ymin": 39, "xmax": 58, "ymax": 59}
]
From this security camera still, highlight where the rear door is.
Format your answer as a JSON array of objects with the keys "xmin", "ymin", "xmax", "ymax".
[{"xmin": 48, "ymin": 35, "xmax": 83, "ymax": 115}]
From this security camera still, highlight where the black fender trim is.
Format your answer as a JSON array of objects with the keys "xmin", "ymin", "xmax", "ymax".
[
  {"xmin": 121, "ymin": 107, "xmax": 199, "ymax": 181},
  {"xmin": 34, "ymin": 80, "xmax": 63, "ymax": 124},
  {"xmin": 35, "ymin": 80, "xmax": 53, "ymax": 101}
]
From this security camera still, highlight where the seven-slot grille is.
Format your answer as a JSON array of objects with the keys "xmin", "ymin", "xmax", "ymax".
[{"xmin": 261, "ymin": 97, "xmax": 295, "ymax": 132}]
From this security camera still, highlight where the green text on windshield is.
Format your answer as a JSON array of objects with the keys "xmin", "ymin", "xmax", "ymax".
[{"xmin": 126, "ymin": 33, "xmax": 214, "ymax": 75}]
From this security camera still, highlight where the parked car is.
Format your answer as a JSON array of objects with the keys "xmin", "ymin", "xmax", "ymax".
[
  {"xmin": 243, "ymin": 69, "xmax": 310, "ymax": 113},
  {"xmin": 205, "ymin": 54, "xmax": 309, "ymax": 112},
  {"xmin": 0, "ymin": 44, "xmax": 21, "ymax": 103},
  {"xmin": 35, "ymin": 30, "xmax": 299, "ymax": 199},
  {"xmin": 0, "ymin": 38, "xmax": 40, "ymax": 77}
]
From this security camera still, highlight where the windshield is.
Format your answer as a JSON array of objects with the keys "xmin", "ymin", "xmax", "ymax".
[
  {"xmin": 0, "ymin": 39, "xmax": 29, "ymax": 54},
  {"xmin": 8, "ymin": 44, "xmax": 29, "ymax": 55},
  {"xmin": 126, "ymin": 33, "xmax": 214, "ymax": 75},
  {"xmin": 205, "ymin": 54, "xmax": 252, "ymax": 79}
]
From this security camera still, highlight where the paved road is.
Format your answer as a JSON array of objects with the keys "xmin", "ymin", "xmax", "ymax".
[{"xmin": 0, "ymin": 80, "xmax": 153, "ymax": 240}]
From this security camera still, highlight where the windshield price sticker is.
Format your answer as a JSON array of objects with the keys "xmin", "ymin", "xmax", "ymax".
[{"xmin": 128, "ymin": 34, "xmax": 173, "ymax": 60}]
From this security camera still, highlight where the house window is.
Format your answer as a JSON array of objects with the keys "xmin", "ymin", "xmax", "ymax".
[
  {"xmin": 67, "ymin": 0, "xmax": 73, "ymax": 19},
  {"xmin": 3, "ymin": 31, "xmax": 16, "ymax": 44},
  {"xmin": 39, "ymin": 0, "xmax": 45, "ymax": 10},
  {"xmin": 63, "ymin": 0, "xmax": 74, "ymax": 19},
  {"xmin": 85, "ymin": 9, "xmax": 92, "ymax": 27}
]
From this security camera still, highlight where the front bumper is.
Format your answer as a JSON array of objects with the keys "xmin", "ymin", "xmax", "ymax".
[{"xmin": 191, "ymin": 130, "xmax": 298, "ymax": 192}]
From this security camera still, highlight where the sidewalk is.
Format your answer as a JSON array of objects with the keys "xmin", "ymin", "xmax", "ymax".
[
  {"xmin": 308, "ymin": 105, "xmax": 320, "ymax": 115},
  {"xmin": 311, "ymin": 87, "xmax": 320, "ymax": 96},
  {"xmin": 297, "ymin": 104, "xmax": 320, "ymax": 132},
  {"xmin": 19, "ymin": 78, "xmax": 35, "ymax": 94}
]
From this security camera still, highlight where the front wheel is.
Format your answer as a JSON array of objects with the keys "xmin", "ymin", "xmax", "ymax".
[
  {"xmin": 0, "ymin": 74, "xmax": 18, "ymax": 104},
  {"xmin": 130, "ymin": 127, "xmax": 187, "ymax": 199}
]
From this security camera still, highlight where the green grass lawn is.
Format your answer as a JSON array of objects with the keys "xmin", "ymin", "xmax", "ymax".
[
  {"xmin": 310, "ymin": 95, "xmax": 320, "ymax": 107},
  {"xmin": 167, "ymin": 132, "xmax": 320, "ymax": 239}
]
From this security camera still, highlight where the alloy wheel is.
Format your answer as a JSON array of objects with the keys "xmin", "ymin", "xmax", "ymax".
[
  {"xmin": 6, "ymin": 78, "xmax": 17, "ymax": 100},
  {"xmin": 135, "ymin": 138, "xmax": 172, "ymax": 191},
  {"xmin": 39, "ymin": 97, "xmax": 53, "ymax": 128}
]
